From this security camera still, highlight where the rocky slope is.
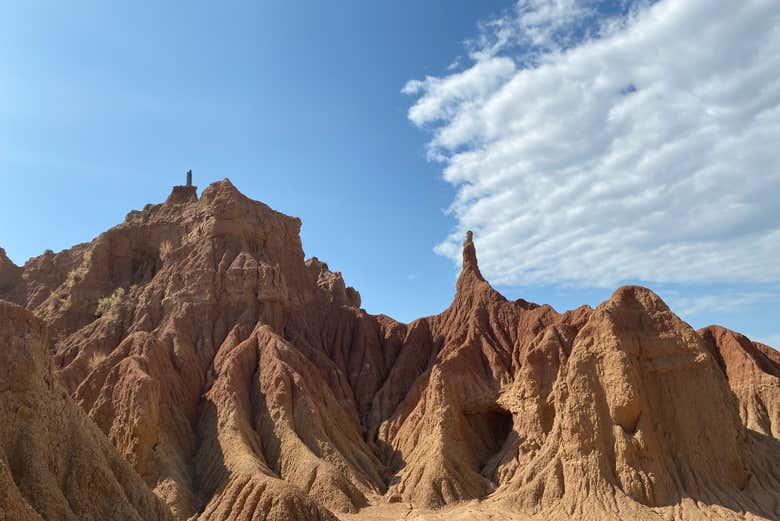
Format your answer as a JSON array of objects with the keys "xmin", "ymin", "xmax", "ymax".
[
  {"xmin": 1, "ymin": 179, "xmax": 779, "ymax": 520},
  {"xmin": 0, "ymin": 300, "xmax": 173, "ymax": 521},
  {"xmin": 699, "ymin": 325, "xmax": 780, "ymax": 440}
]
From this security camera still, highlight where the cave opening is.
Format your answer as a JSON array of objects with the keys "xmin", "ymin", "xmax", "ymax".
[{"xmin": 464, "ymin": 406, "xmax": 514, "ymax": 470}]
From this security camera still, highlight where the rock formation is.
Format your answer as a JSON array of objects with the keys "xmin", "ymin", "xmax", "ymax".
[
  {"xmin": 0, "ymin": 300, "xmax": 173, "ymax": 521},
  {"xmin": 1, "ymin": 178, "xmax": 779, "ymax": 520},
  {"xmin": 699, "ymin": 325, "xmax": 780, "ymax": 440}
]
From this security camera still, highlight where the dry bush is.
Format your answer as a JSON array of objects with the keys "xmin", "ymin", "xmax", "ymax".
[
  {"xmin": 95, "ymin": 287, "xmax": 125, "ymax": 317},
  {"xmin": 66, "ymin": 250, "xmax": 93, "ymax": 288},
  {"xmin": 86, "ymin": 351, "xmax": 107, "ymax": 371},
  {"xmin": 159, "ymin": 240, "xmax": 175, "ymax": 261}
]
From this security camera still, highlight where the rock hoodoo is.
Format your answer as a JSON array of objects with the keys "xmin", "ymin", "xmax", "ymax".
[{"xmin": 1, "ymin": 179, "xmax": 779, "ymax": 521}]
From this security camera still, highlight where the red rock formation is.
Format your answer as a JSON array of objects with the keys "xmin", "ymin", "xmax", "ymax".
[
  {"xmin": 0, "ymin": 247, "xmax": 21, "ymax": 291},
  {"xmin": 699, "ymin": 325, "xmax": 780, "ymax": 440},
  {"xmin": 0, "ymin": 300, "xmax": 173, "ymax": 521},
  {"xmin": 492, "ymin": 287, "xmax": 761, "ymax": 518},
  {"xmin": 373, "ymin": 231, "xmax": 584, "ymax": 507},
  {"xmin": 1, "ymin": 179, "xmax": 779, "ymax": 520}
]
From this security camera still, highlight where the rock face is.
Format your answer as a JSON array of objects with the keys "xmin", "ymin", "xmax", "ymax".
[
  {"xmin": 0, "ymin": 301, "xmax": 173, "ymax": 521},
  {"xmin": 699, "ymin": 325, "xmax": 780, "ymax": 440},
  {"xmin": 1, "ymin": 178, "xmax": 779, "ymax": 520},
  {"xmin": 493, "ymin": 288, "xmax": 757, "ymax": 519}
]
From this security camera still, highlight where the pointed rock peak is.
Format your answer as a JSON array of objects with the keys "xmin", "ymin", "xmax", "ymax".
[
  {"xmin": 0, "ymin": 247, "xmax": 15, "ymax": 266},
  {"xmin": 0, "ymin": 247, "xmax": 21, "ymax": 288},
  {"xmin": 0, "ymin": 248, "xmax": 22, "ymax": 271},
  {"xmin": 217, "ymin": 177, "xmax": 236, "ymax": 190},
  {"xmin": 456, "ymin": 230, "xmax": 486, "ymax": 294},
  {"xmin": 461, "ymin": 231, "xmax": 483, "ymax": 278},
  {"xmin": 200, "ymin": 178, "xmax": 247, "ymax": 205},
  {"xmin": 210, "ymin": 177, "xmax": 237, "ymax": 192}
]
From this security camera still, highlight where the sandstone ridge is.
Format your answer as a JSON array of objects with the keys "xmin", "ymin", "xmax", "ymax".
[{"xmin": 1, "ymin": 179, "xmax": 779, "ymax": 521}]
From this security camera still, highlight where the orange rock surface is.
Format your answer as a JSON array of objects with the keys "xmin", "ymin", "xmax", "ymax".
[
  {"xmin": 1, "ymin": 179, "xmax": 779, "ymax": 520},
  {"xmin": 0, "ymin": 301, "xmax": 173, "ymax": 521},
  {"xmin": 700, "ymin": 325, "xmax": 780, "ymax": 440}
]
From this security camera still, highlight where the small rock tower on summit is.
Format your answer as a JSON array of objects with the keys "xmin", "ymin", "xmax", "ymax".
[{"xmin": 166, "ymin": 170, "xmax": 198, "ymax": 204}]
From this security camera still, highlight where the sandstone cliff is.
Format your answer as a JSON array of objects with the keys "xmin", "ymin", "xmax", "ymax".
[{"xmin": 1, "ymin": 179, "xmax": 779, "ymax": 521}]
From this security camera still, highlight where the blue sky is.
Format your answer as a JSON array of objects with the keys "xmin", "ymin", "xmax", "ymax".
[{"xmin": 1, "ymin": 1, "xmax": 778, "ymax": 346}]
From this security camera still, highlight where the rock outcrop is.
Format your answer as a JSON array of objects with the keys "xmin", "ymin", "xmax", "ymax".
[
  {"xmin": 699, "ymin": 325, "xmax": 780, "ymax": 440},
  {"xmin": 1, "ymin": 178, "xmax": 779, "ymax": 521},
  {"xmin": 492, "ymin": 287, "xmax": 762, "ymax": 519},
  {"xmin": 0, "ymin": 248, "xmax": 21, "ymax": 291},
  {"xmin": 0, "ymin": 301, "xmax": 173, "ymax": 521}
]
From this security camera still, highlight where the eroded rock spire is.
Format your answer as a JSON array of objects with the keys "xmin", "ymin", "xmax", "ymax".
[{"xmin": 461, "ymin": 230, "xmax": 484, "ymax": 280}]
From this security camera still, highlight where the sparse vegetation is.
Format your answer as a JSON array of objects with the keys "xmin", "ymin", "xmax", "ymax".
[
  {"xmin": 86, "ymin": 351, "xmax": 107, "ymax": 370},
  {"xmin": 65, "ymin": 268, "xmax": 80, "ymax": 287},
  {"xmin": 95, "ymin": 287, "xmax": 125, "ymax": 317},
  {"xmin": 159, "ymin": 240, "xmax": 175, "ymax": 261},
  {"xmin": 66, "ymin": 250, "xmax": 93, "ymax": 288}
]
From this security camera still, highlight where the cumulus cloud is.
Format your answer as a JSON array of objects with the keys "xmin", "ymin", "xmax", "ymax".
[{"xmin": 405, "ymin": 0, "xmax": 780, "ymax": 289}]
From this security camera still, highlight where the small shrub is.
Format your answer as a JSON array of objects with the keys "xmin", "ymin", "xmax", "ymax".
[
  {"xmin": 66, "ymin": 250, "xmax": 93, "ymax": 287},
  {"xmin": 66, "ymin": 273, "xmax": 78, "ymax": 286},
  {"xmin": 159, "ymin": 240, "xmax": 175, "ymax": 261},
  {"xmin": 86, "ymin": 351, "xmax": 107, "ymax": 370},
  {"xmin": 95, "ymin": 287, "xmax": 125, "ymax": 317}
]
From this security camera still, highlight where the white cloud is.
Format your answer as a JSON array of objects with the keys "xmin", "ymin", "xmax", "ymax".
[
  {"xmin": 665, "ymin": 291, "xmax": 777, "ymax": 318},
  {"xmin": 402, "ymin": 57, "xmax": 516, "ymax": 132},
  {"xmin": 467, "ymin": 0, "xmax": 620, "ymax": 61},
  {"xmin": 405, "ymin": 0, "xmax": 780, "ymax": 289}
]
